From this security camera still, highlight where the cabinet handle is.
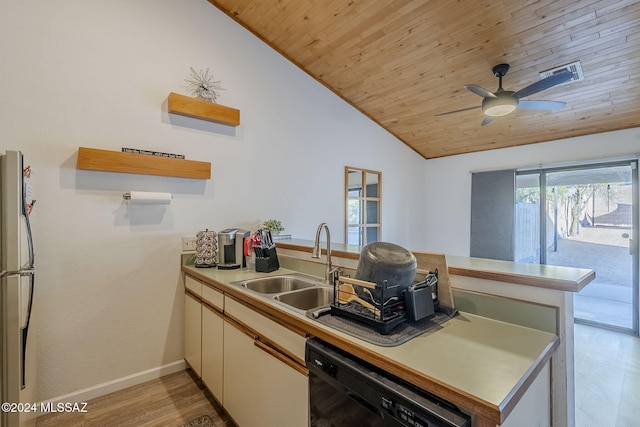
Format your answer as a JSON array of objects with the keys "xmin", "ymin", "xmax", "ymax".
[
  {"xmin": 254, "ymin": 339, "xmax": 309, "ymax": 377},
  {"xmin": 202, "ymin": 301, "xmax": 223, "ymax": 317},
  {"xmin": 225, "ymin": 316, "xmax": 258, "ymax": 340},
  {"xmin": 185, "ymin": 289, "xmax": 201, "ymax": 302}
]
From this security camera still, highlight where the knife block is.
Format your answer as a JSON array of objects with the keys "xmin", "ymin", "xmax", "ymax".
[{"xmin": 255, "ymin": 246, "xmax": 279, "ymax": 273}]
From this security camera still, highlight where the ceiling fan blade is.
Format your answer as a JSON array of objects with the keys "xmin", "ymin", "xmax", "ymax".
[
  {"xmin": 514, "ymin": 71, "xmax": 573, "ymax": 99},
  {"xmin": 464, "ymin": 84, "xmax": 497, "ymax": 98},
  {"xmin": 518, "ymin": 100, "xmax": 566, "ymax": 110},
  {"xmin": 434, "ymin": 105, "xmax": 481, "ymax": 116},
  {"xmin": 481, "ymin": 116, "xmax": 494, "ymax": 126}
]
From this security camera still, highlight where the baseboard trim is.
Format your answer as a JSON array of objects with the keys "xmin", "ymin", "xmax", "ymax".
[{"xmin": 41, "ymin": 360, "xmax": 187, "ymax": 406}]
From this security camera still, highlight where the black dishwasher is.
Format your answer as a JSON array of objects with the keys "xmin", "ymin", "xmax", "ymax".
[{"xmin": 306, "ymin": 338, "xmax": 471, "ymax": 427}]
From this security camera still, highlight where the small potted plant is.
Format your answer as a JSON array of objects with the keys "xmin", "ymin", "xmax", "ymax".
[{"xmin": 262, "ymin": 219, "xmax": 284, "ymax": 235}]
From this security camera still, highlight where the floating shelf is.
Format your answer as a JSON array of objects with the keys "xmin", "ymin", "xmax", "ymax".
[
  {"xmin": 167, "ymin": 92, "xmax": 240, "ymax": 126},
  {"xmin": 77, "ymin": 147, "xmax": 211, "ymax": 179}
]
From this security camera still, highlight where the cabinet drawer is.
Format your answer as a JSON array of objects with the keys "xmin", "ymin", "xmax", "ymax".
[
  {"xmin": 202, "ymin": 284, "xmax": 223, "ymax": 310},
  {"xmin": 225, "ymin": 297, "xmax": 306, "ymax": 363},
  {"xmin": 185, "ymin": 275, "xmax": 202, "ymax": 297}
]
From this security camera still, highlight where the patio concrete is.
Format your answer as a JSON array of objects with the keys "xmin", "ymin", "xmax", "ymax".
[{"xmin": 546, "ymin": 227, "xmax": 635, "ymax": 330}]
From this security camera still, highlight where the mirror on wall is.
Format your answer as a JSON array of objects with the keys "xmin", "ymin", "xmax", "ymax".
[{"xmin": 345, "ymin": 167, "xmax": 381, "ymax": 246}]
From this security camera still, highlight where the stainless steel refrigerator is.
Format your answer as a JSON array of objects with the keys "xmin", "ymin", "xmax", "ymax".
[{"xmin": 1, "ymin": 151, "xmax": 36, "ymax": 427}]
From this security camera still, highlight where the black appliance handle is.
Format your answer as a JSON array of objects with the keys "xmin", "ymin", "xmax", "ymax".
[{"xmin": 20, "ymin": 272, "xmax": 34, "ymax": 389}]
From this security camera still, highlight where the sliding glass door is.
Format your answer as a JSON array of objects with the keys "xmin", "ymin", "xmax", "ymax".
[{"xmin": 516, "ymin": 161, "xmax": 639, "ymax": 334}]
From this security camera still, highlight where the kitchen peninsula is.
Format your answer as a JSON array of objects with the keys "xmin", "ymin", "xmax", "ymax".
[
  {"xmin": 181, "ymin": 239, "xmax": 594, "ymax": 427},
  {"xmin": 275, "ymin": 239, "xmax": 594, "ymax": 427}
]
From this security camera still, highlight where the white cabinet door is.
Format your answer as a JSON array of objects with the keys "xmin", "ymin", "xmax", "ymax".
[
  {"xmin": 202, "ymin": 304, "xmax": 224, "ymax": 404},
  {"xmin": 251, "ymin": 340, "xmax": 309, "ymax": 426},
  {"xmin": 223, "ymin": 317, "xmax": 309, "ymax": 427},
  {"xmin": 223, "ymin": 318, "xmax": 257, "ymax": 427},
  {"xmin": 184, "ymin": 292, "xmax": 202, "ymax": 377}
]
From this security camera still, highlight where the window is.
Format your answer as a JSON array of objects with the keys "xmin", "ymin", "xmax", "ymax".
[{"xmin": 345, "ymin": 167, "xmax": 381, "ymax": 246}]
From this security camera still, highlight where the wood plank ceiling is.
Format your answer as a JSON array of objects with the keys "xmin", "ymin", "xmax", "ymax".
[{"xmin": 208, "ymin": 0, "xmax": 640, "ymax": 159}]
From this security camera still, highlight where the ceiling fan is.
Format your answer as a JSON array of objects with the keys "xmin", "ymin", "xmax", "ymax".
[{"xmin": 436, "ymin": 64, "xmax": 573, "ymax": 126}]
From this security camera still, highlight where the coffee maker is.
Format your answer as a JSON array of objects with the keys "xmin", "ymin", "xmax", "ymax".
[{"xmin": 217, "ymin": 228, "xmax": 250, "ymax": 269}]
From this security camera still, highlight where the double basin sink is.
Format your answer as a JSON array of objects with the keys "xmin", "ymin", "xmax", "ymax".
[{"xmin": 231, "ymin": 273, "xmax": 333, "ymax": 314}]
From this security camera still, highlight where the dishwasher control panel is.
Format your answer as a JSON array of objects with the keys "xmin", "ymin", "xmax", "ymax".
[{"xmin": 381, "ymin": 396, "xmax": 435, "ymax": 427}]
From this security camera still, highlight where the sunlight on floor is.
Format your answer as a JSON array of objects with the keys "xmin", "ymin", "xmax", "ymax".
[{"xmin": 575, "ymin": 323, "xmax": 640, "ymax": 427}]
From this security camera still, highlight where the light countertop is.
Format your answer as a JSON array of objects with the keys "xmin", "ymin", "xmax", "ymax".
[
  {"xmin": 276, "ymin": 238, "xmax": 595, "ymax": 292},
  {"xmin": 181, "ymin": 260, "xmax": 558, "ymax": 425}
]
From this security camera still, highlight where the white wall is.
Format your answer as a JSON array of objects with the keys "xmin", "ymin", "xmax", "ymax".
[
  {"xmin": 424, "ymin": 128, "xmax": 640, "ymax": 256},
  {"xmin": 0, "ymin": 0, "xmax": 426, "ymax": 401}
]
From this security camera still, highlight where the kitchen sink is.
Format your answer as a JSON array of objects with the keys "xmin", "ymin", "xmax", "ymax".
[
  {"xmin": 274, "ymin": 287, "xmax": 334, "ymax": 311},
  {"xmin": 235, "ymin": 275, "xmax": 319, "ymax": 294},
  {"xmin": 232, "ymin": 273, "xmax": 334, "ymax": 314}
]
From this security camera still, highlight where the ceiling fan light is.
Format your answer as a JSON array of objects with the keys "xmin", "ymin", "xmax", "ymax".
[
  {"xmin": 483, "ymin": 96, "xmax": 518, "ymax": 117},
  {"xmin": 485, "ymin": 104, "xmax": 517, "ymax": 116}
]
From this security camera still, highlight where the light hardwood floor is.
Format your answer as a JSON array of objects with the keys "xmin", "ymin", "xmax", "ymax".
[
  {"xmin": 575, "ymin": 323, "xmax": 640, "ymax": 427},
  {"xmin": 36, "ymin": 370, "xmax": 232, "ymax": 427}
]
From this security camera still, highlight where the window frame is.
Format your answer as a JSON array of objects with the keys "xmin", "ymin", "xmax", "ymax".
[{"xmin": 345, "ymin": 166, "xmax": 381, "ymax": 246}]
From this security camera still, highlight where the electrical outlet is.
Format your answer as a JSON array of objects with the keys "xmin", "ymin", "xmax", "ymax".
[{"xmin": 182, "ymin": 236, "xmax": 197, "ymax": 251}]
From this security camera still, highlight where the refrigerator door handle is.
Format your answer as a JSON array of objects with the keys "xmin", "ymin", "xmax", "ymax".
[{"xmin": 20, "ymin": 272, "xmax": 35, "ymax": 389}]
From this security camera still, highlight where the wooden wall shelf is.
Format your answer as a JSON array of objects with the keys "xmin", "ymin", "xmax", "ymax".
[
  {"xmin": 167, "ymin": 92, "xmax": 240, "ymax": 126},
  {"xmin": 77, "ymin": 147, "xmax": 211, "ymax": 179}
]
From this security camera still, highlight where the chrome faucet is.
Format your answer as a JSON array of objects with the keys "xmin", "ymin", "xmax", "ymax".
[{"xmin": 312, "ymin": 222, "xmax": 334, "ymax": 283}]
